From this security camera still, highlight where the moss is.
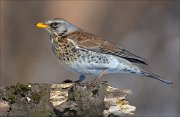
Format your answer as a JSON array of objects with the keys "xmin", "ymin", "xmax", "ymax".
[
  {"xmin": 0, "ymin": 83, "xmax": 56, "ymax": 116},
  {"xmin": 1, "ymin": 90, "xmax": 14, "ymax": 103},
  {"xmin": 7, "ymin": 94, "xmax": 16, "ymax": 103},
  {"xmin": 1, "ymin": 83, "xmax": 32, "ymax": 104},
  {"xmin": 31, "ymin": 92, "xmax": 41, "ymax": 104},
  {"xmin": 13, "ymin": 83, "xmax": 31, "ymax": 95}
]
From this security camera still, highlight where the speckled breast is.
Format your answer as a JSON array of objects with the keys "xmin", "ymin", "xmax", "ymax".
[
  {"xmin": 51, "ymin": 37, "xmax": 80, "ymax": 64},
  {"xmin": 50, "ymin": 37, "xmax": 119, "ymax": 75}
]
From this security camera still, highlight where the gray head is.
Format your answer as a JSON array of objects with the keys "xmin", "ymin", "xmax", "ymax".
[{"xmin": 36, "ymin": 18, "xmax": 78, "ymax": 37}]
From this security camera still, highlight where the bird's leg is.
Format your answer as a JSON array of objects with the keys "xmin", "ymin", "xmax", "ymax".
[
  {"xmin": 75, "ymin": 74, "xmax": 86, "ymax": 83},
  {"xmin": 93, "ymin": 69, "xmax": 108, "ymax": 84}
]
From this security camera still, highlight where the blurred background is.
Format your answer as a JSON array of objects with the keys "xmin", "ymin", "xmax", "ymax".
[{"xmin": 0, "ymin": 1, "xmax": 179, "ymax": 116}]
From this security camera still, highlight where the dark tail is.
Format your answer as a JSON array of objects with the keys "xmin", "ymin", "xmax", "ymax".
[{"xmin": 140, "ymin": 70, "xmax": 173, "ymax": 84}]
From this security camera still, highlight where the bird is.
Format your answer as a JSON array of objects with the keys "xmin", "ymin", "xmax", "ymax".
[{"xmin": 35, "ymin": 18, "xmax": 172, "ymax": 84}]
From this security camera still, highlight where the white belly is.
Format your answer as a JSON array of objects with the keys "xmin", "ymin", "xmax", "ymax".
[
  {"xmin": 65, "ymin": 55, "xmax": 139, "ymax": 75},
  {"xmin": 66, "ymin": 54, "xmax": 118, "ymax": 75}
]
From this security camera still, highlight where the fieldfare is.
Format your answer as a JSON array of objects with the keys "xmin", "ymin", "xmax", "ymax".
[{"xmin": 35, "ymin": 18, "xmax": 172, "ymax": 84}]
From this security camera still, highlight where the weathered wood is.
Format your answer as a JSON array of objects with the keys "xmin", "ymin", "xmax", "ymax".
[{"xmin": 0, "ymin": 81, "xmax": 135, "ymax": 117}]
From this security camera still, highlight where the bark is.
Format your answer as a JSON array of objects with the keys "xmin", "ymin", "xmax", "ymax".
[{"xmin": 0, "ymin": 80, "xmax": 135, "ymax": 117}]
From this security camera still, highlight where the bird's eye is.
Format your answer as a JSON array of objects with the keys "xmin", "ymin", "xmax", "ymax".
[{"xmin": 50, "ymin": 22, "xmax": 59, "ymax": 28}]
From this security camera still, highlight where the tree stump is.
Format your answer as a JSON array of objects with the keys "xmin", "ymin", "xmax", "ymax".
[{"xmin": 0, "ymin": 80, "xmax": 135, "ymax": 117}]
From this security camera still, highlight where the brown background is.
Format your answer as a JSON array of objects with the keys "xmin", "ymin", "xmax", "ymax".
[{"xmin": 0, "ymin": 1, "xmax": 179, "ymax": 116}]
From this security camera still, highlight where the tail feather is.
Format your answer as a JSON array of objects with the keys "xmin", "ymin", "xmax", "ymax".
[{"xmin": 140, "ymin": 70, "xmax": 173, "ymax": 84}]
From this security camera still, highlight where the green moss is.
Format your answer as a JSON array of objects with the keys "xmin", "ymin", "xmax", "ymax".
[
  {"xmin": 0, "ymin": 83, "xmax": 56, "ymax": 116},
  {"xmin": 8, "ymin": 94, "xmax": 16, "ymax": 103},
  {"xmin": 1, "ymin": 83, "xmax": 32, "ymax": 104},
  {"xmin": 8, "ymin": 95, "xmax": 15, "ymax": 101},
  {"xmin": 13, "ymin": 83, "xmax": 31, "ymax": 94},
  {"xmin": 31, "ymin": 92, "xmax": 41, "ymax": 104}
]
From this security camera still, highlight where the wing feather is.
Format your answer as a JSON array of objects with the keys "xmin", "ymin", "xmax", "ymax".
[{"xmin": 66, "ymin": 31, "xmax": 147, "ymax": 65}]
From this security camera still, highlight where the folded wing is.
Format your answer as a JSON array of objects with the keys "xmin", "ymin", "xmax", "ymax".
[{"xmin": 66, "ymin": 31, "xmax": 147, "ymax": 65}]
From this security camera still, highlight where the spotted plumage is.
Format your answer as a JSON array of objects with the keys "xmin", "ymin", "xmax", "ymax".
[
  {"xmin": 51, "ymin": 36, "xmax": 80, "ymax": 63},
  {"xmin": 35, "ymin": 18, "xmax": 172, "ymax": 84}
]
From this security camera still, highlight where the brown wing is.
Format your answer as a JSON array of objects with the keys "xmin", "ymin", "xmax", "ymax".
[{"xmin": 66, "ymin": 31, "xmax": 147, "ymax": 65}]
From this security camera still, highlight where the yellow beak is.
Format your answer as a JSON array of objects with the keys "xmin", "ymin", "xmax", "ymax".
[{"xmin": 35, "ymin": 22, "xmax": 49, "ymax": 28}]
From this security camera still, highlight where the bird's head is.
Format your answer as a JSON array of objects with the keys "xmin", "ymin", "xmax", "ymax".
[{"xmin": 35, "ymin": 18, "xmax": 78, "ymax": 37}]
